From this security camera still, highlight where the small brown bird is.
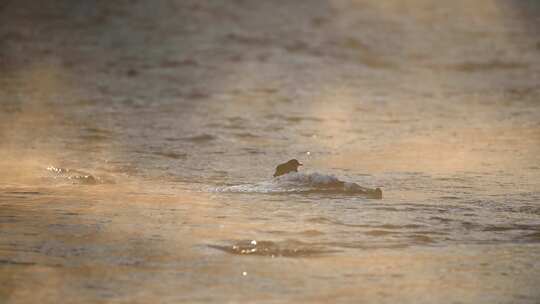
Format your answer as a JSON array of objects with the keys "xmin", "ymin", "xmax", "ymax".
[{"xmin": 273, "ymin": 159, "xmax": 303, "ymax": 177}]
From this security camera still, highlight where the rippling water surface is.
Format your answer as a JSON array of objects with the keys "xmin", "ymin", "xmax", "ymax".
[{"xmin": 1, "ymin": 1, "xmax": 540, "ymax": 303}]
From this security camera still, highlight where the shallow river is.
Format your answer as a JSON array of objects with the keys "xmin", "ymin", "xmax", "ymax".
[{"xmin": 1, "ymin": 1, "xmax": 540, "ymax": 303}]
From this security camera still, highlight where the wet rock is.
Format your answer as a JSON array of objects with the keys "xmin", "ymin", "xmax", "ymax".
[{"xmin": 68, "ymin": 175, "xmax": 98, "ymax": 185}]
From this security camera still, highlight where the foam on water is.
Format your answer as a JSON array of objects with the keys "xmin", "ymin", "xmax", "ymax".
[
  {"xmin": 45, "ymin": 166, "xmax": 109, "ymax": 185},
  {"xmin": 214, "ymin": 172, "xmax": 382, "ymax": 198}
]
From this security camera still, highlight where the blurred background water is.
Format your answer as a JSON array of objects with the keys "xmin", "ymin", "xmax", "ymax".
[{"xmin": 1, "ymin": 1, "xmax": 540, "ymax": 303}]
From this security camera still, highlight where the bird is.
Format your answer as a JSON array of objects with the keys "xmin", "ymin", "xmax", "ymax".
[{"xmin": 273, "ymin": 159, "xmax": 303, "ymax": 177}]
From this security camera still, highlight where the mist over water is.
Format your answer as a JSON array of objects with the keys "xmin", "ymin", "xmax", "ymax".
[{"xmin": 1, "ymin": 1, "xmax": 540, "ymax": 303}]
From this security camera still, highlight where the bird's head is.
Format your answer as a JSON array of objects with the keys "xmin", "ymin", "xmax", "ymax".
[{"xmin": 287, "ymin": 159, "xmax": 303, "ymax": 168}]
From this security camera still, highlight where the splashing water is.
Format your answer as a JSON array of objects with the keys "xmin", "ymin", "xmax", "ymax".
[{"xmin": 216, "ymin": 172, "xmax": 382, "ymax": 198}]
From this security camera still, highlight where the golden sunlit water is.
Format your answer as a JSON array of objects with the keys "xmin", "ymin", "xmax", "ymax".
[{"xmin": 1, "ymin": 1, "xmax": 540, "ymax": 303}]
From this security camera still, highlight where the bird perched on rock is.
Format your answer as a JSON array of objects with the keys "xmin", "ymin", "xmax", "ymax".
[{"xmin": 273, "ymin": 159, "xmax": 302, "ymax": 177}]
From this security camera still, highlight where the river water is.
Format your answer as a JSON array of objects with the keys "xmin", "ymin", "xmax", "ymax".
[{"xmin": 1, "ymin": 1, "xmax": 540, "ymax": 303}]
